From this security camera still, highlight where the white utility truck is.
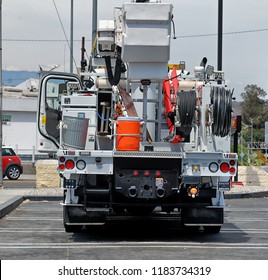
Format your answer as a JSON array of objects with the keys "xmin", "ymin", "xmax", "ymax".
[{"xmin": 37, "ymin": 0, "xmax": 237, "ymax": 233}]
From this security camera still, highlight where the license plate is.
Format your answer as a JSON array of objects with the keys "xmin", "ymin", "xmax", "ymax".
[{"xmin": 218, "ymin": 181, "xmax": 230, "ymax": 191}]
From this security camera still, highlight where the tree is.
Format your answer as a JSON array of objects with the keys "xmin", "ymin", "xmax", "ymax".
[
  {"xmin": 241, "ymin": 84, "xmax": 268, "ymax": 143},
  {"xmin": 241, "ymin": 84, "xmax": 268, "ymax": 129}
]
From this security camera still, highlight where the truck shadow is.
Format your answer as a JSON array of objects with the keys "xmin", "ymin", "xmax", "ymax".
[{"xmin": 69, "ymin": 221, "xmax": 250, "ymax": 244}]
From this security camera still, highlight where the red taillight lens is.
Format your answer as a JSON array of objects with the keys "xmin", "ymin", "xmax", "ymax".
[
  {"xmin": 59, "ymin": 164, "xmax": 65, "ymax": 171},
  {"xmin": 220, "ymin": 162, "xmax": 229, "ymax": 173},
  {"xmin": 229, "ymin": 160, "xmax": 235, "ymax": 166},
  {"xmin": 144, "ymin": 170, "xmax": 150, "ymax": 176},
  {"xmin": 59, "ymin": 156, "xmax": 65, "ymax": 162},
  {"xmin": 133, "ymin": 170, "xmax": 139, "ymax": 176},
  {"xmin": 155, "ymin": 171, "xmax": 161, "ymax": 176},
  {"xmin": 65, "ymin": 159, "xmax": 75, "ymax": 170},
  {"xmin": 229, "ymin": 167, "xmax": 236, "ymax": 174}
]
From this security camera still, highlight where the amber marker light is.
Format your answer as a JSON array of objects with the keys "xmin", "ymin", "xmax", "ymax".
[
  {"xmin": 192, "ymin": 164, "xmax": 200, "ymax": 173},
  {"xmin": 189, "ymin": 187, "xmax": 198, "ymax": 198}
]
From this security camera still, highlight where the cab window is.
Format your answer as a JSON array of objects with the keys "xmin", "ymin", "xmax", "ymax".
[{"xmin": 44, "ymin": 78, "xmax": 77, "ymax": 141}]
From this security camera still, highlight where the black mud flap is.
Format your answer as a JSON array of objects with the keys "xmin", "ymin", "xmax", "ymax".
[
  {"xmin": 181, "ymin": 207, "xmax": 223, "ymax": 226},
  {"xmin": 64, "ymin": 206, "xmax": 107, "ymax": 225}
]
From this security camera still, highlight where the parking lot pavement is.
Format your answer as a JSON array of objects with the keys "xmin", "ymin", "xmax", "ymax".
[{"xmin": 0, "ymin": 174, "xmax": 61, "ymax": 219}]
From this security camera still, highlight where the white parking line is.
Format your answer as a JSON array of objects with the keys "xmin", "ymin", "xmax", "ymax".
[
  {"xmin": 0, "ymin": 242, "xmax": 268, "ymax": 250},
  {"xmin": 5, "ymin": 217, "xmax": 62, "ymax": 221}
]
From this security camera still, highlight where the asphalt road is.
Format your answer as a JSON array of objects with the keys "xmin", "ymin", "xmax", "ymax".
[
  {"xmin": 0, "ymin": 197, "xmax": 267, "ymax": 260},
  {"xmin": 3, "ymin": 177, "xmax": 36, "ymax": 189}
]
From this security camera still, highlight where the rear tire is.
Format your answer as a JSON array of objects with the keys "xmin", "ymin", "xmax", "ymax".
[{"xmin": 6, "ymin": 165, "xmax": 21, "ymax": 180}]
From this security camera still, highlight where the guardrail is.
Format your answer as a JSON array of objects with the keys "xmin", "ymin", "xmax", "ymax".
[{"xmin": 13, "ymin": 145, "xmax": 50, "ymax": 166}]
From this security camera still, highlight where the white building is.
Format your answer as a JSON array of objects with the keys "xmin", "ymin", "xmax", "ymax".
[{"xmin": 2, "ymin": 79, "xmax": 39, "ymax": 156}]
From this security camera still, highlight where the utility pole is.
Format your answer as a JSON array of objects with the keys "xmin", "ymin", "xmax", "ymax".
[
  {"xmin": 0, "ymin": 0, "xmax": 3, "ymax": 187},
  {"xmin": 90, "ymin": 0, "xmax": 98, "ymax": 66},
  {"xmin": 250, "ymin": 118, "xmax": 253, "ymax": 143},
  {"xmin": 70, "ymin": 0, "xmax": 74, "ymax": 73},
  {"xmin": 217, "ymin": 0, "xmax": 223, "ymax": 72},
  {"xmin": 89, "ymin": 0, "xmax": 97, "ymax": 71},
  {"xmin": 92, "ymin": 0, "xmax": 98, "ymax": 57}
]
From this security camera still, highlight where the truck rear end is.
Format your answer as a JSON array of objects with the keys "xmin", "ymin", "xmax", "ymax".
[{"xmin": 37, "ymin": 0, "xmax": 237, "ymax": 233}]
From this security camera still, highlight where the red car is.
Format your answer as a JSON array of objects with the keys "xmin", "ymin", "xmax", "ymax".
[{"xmin": 2, "ymin": 147, "xmax": 23, "ymax": 180}]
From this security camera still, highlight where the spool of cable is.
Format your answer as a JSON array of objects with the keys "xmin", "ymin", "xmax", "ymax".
[
  {"xmin": 176, "ymin": 90, "xmax": 196, "ymax": 136},
  {"xmin": 211, "ymin": 87, "xmax": 233, "ymax": 137}
]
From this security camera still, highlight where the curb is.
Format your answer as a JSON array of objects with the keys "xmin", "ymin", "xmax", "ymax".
[
  {"xmin": 225, "ymin": 191, "xmax": 268, "ymax": 199},
  {"xmin": 0, "ymin": 196, "xmax": 24, "ymax": 219},
  {"xmin": 0, "ymin": 195, "xmax": 62, "ymax": 220},
  {"xmin": 24, "ymin": 195, "xmax": 63, "ymax": 201}
]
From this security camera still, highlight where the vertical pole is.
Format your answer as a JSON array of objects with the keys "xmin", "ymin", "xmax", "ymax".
[
  {"xmin": 89, "ymin": 0, "xmax": 97, "ymax": 71},
  {"xmin": 247, "ymin": 143, "xmax": 250, "ymax": 165},
  {"xmin": 142, "ymin": 85, "xmax": 148, "ymax": 143},
  {"xmin": 240, "ymin": 129, "xmax": 243, "ymax": 165},
  {"xmin": 32, "ymin": 146, "xmax": 35, "ymax": 168},
  {"xmin": 233, "ymin": 131, "xmax": 238, "ymax": 181},
  {"xmin": 217, "ymin": 0, "xmax": 223, "ymax": 72},
  {"xmin": 81, "ymin": 37, "xmax": 85, "ymax": 67},
  {"xmin": 92, "ymin": 0, "xmax": 98, "ymax": 57},
  {"xmin": 0, "ymin": 0, "xmax": 3, "ymax": 187},
  {"xmin": 157, "ymin": 82, "xmax": 162, "ymax": 142},
  {"xmin": 70, "ymin": 0, "xmax": 74, "ymax": 73},
  {"xmin": 81, "ymin": 36, "xmax": 85, "ymax": 83},
  {"xmin": 250, "ymin": 118, "xmax": 253, "ymax": 143},
  {"xmin": 141, "ymin": 79, "xmax": 151, "ymax": 143}
]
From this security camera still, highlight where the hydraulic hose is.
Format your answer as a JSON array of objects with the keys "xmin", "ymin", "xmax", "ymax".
[
  {"xmin": 176, "ymin": 90, "xmax": 196, "ymax": 136},
  {"xmin": 104, "ymin": 46, "xmax": 125, "ymax": 86}
]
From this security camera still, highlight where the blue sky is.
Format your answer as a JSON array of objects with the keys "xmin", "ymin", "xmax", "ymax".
[{"xmin": 2, "ymin": 0, "xmax": 268, "ymax": 100}]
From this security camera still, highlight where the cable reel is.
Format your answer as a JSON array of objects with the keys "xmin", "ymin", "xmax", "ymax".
[
  {"xmin": 175, "ymin": 90, "xmax": 196, "ymax": 137},
  {"xmin": 211, "ymin": 87, "xmax": 233, "ymax": 137}
]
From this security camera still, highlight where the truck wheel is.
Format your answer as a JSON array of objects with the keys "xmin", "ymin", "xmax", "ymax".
[{"xmin": 203, "ymin": 226, "xmax": 221, "ymax": 234}]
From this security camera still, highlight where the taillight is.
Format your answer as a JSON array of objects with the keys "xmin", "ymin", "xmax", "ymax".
[
  {"xmin": 59, "ymin": 156, "xmax": 65, "ymax": 162},
  {"xmin": 76, "ymin": 160, "xmax": 86, "ymax": 170},
  {"xmin": 220, "ymin": 162, "xmax": 229, "ymax": 173},
  {"xmin": 133, "ymin": 170, "xmax": 139, "ymax": 176},
  {"xmin": 229, "ymin": 167, "xmax": 236, "ymax": 174},
  {"xmin": 144, "ymin": 170, "xmax": 150, "ymax": 176},
  {"xmin": 59, "ymin": 164, "xmax": 65, "ymax": 171},
  {"xmin": 209, "ymin": 162, "xmax": 219, "ymax": 173},
  {"xmin": 155, "ymin": 170, "xmax": 161, "ymax": 176},
  {"xmin": 229, "ymin": 160, "xmax": 236, "ymax": 166},
  {"xmin": 65, "ymin": 159, "xmax": 75, "ymax": 170}
]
